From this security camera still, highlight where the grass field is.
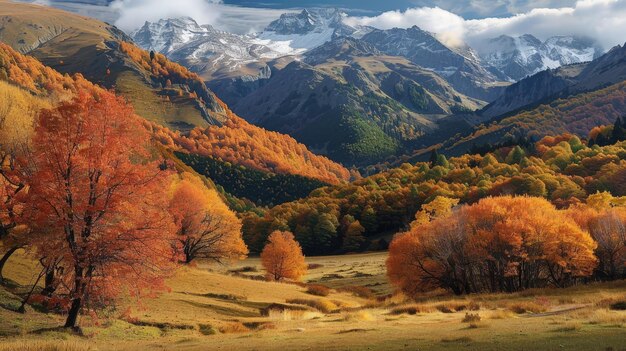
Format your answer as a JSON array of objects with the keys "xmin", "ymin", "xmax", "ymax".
[{"xmin": 1, "ymin": 250, "xmax": 626, "ymax": 351}]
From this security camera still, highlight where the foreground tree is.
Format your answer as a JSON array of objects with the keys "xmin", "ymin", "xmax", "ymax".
[
  {"xmin": 261, "ymin": 231, "xmax": 307, "ymax": 281},
  {"xmin": 169, "ymin": 175, "xmax": 247, "ymax": 264},
  {"xmin": 26, "ymin": 90, "xmax": 177, "ymax": 329},
  {"xmin": 0, "ymin": 98, "xmax": 30, "ymax": 283},
  {"xmin": 388, "ymin": 196, "xmax": 597, "ymax": 295}
]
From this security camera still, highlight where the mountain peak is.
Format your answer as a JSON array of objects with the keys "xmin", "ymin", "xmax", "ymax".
[{"xmin": 480, "ymin": 34, "xmax": 603, "ymax": 81}]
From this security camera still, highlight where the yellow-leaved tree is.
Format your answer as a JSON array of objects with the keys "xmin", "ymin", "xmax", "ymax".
[
  {"xmin": 169, "ymin": 174, "xmax": 248, "ymax": 264},
  {"xmin": 261, "ymin": 231, "xmax": 307, "ymax": 281}
]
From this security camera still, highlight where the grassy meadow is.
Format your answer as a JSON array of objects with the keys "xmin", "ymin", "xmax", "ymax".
[{"xmin": 1, "ymin": 250, "xmax": 626, "ymax": 350}]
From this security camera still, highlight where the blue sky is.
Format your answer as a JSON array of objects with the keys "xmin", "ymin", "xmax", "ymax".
[{"xmin": 31, "ymin": 0, "xmax": 626, "ymax": 49}]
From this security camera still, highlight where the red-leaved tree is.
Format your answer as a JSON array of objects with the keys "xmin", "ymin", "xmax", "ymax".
[{"xmin": 26, "ymin": 89, "xmax": 177, "ymax": 328}]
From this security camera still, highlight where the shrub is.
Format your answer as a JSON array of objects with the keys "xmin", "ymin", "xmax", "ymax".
[
  {"xmin": 389, "ymin": 304, "xmax": 434, "ymax": 315},
  {"xmin": 609, "ymin": 301, "xmax": 626, "ymax": 311},
  {"xmin": 306, "ymin": 284, "xmax": 331, "ymax": 297},
  {"xmin": 338, "ymin": 286, "xmax": 376, "ymax": 299},
  {"xmin": 462, "ymin": 313, "xmax": 481, "ymax": 323},
  {"xmin": 343, "ymin": 311, "xmax": 375, "ymax": 322},
  {"xmin": 198, "ymin": 324, "xmax": 217, "ymax": 335},
  {"xmin": 508, "ymin": 302, "xmax": 547, "ymax": 314},
  {"xmin": 219, "ymin": 322, "xmax": 249, "ymax": 334},
  {"xmin": 286, "ymin": 298, "xmax": 339, "ymax": 313}
]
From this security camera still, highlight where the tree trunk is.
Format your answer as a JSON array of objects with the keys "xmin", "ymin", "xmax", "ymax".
[
  {"xmin": 64, "ymin": 297, "xmax": 82, "ymax": 328},
  {"xmin": 41, "ymin": 269, "xmax": 56, "ymax": 297},
  {"xmin": 0, "ymin": 246, "xmax": 19, "ymax": 284}
]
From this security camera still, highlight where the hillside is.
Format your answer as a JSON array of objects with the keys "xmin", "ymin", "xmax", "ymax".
[
  {"xmin": 0, "ymin": 0, "xmax": 226, "ymax": 130},
  {"xmin": 243, "ymin": 133, "xmax": 626, "ymax": 255},
  {"xmin": 435, "ymin": 80, "xmax": 626, "ymax": 159},
  {"xmin": 0, "ymin": 40, "xmax": 350, "ymax": 188},
  {"xmin": 214, "ymin": 37, "xmax": 484, "ymax": 165}
]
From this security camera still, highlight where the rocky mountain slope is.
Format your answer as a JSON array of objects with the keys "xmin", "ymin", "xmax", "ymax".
[
  {"xmin": 225, "ymin": 37, "xmax": 484, "ymax": 165},
  {"xmin": 481, "ymin": 42, "xmax": 625, "ymax": 119},
  {"xmin": 0, "ymin": 0, "xmax": 226, "ymax": 130},
  {"xmin": 360, "ymin": 26, "xmax": 509, "ymax": 101},
  {"xmin": 479, "ymin": 34, "xmax": 603, "ymax": 82}
]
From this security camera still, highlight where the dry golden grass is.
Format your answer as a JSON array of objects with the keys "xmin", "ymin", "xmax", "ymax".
[
  {"xmin": 0, "ymin": 340, "xmax": 94, "ymax": 351},
  {"xmin": 2, "ymin": 251, "xmax": 626, "ymax": 350},
  {"xmin": 343, "ymin": 311, "xmax": 376, "ymax": 322},
  {"xmin": 507, "ymin": 301, "xmax": 548, "ymax": 314},
  {"xmin": 285, "ymin": 298, "xmax": 340, "ymax": 314}
]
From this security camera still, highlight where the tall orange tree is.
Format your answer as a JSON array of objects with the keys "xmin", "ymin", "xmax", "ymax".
[
  {"xmin": 261, "ymin": 231, "xmax": 307, "ymax": 281},
  {"xmin": 388, "ymin": 196, "xmax": 598, "ymax": 295},
  {"xmin": 169, "ymin": 175, "xmax": 247, "ymax": 264},
  {"xmin": 26, "ymin": 89, "xmax": 177, "ymax": 328},
  {"xmin": 0, "ymin": 98, "xmax": 29, "ymax": 283}
]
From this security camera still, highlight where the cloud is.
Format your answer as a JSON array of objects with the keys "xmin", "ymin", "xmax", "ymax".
[
  {"xmin": 110, "ymin": 0, "xmax": 224, "ymax": 32},
  {"xmin": 345, "ymin": 0, "xmax": 626, "ymax": 50}
]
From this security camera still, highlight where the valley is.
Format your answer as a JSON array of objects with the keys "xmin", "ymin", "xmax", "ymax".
[{"xmin": 1, "ymin": 1, "xmax": 626, "ymax": 350}]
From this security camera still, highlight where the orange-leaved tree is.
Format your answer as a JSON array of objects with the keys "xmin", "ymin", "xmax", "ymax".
[
  {"xmin": 388, "ymin": 196, "xmax": 597, "ymax": 295},
  {"xmin": 261, "ymin": 231, "xmax": 307, "ymax": 281},
  {"xmin": 0, "ymin": 94, "xmax": 31, "ymax": 283},
  {"xmin": 168, "ymin": 174, "xmax": 248, "ymax": 264},
  {"xmin": 26, "ymin": 89, "xmax": 177, "ymax": 328}
]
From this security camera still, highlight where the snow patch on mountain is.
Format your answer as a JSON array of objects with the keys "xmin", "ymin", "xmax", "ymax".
[{"xmin": 479, "ymin": 34, "xmax": 603, "ymax": 81}]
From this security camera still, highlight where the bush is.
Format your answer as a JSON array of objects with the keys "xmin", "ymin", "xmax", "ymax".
[
  {"xmin": 436, "ymin": 302, "xmax": 467, "ymax": 313},
  {"xmin": 338, "ymin": 286, "xmax": 376, "ymax": 299},
  {"xmin": 462, "ymin": 313, "xmax": 481, "ymax": 323},
  {"xmin": 286, "ymin": 298, "xmax": 339, "ymax": 313},
  {"xmin": 389, "ymin": 304, "xmax": 434, "ymax": 315},
  {"xmin": 508, "ymin": 302, "xmax": 547, "ymax": 314},
  {"xmin": 198, "ymin": 324, "xmax": 217, "ymax": 335},
  {"xmin": 306, "ymin": 284, "xmax": 331, "ymax": 297},
  {"xmin": 219, "ymin": 322, "xmax": 249, "ymax": 334},
  {"xmin": 610, "ymin": 301, "xmax": 626, "ymax": 311}
]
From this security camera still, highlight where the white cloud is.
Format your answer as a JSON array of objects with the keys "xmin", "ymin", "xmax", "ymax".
[
  {"xmin": 345, "ymin": 0, "xmax": 626, "ymax": 50},
  {"xmin": 110, "ymin": 0, "xmax": 224, "ymax": 32}
]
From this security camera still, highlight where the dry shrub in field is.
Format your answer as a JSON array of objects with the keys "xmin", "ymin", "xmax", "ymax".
[
  {"xmin": 436, "ymin": 302, "xmax": 467, "ymax": 313},
  {"xmin": 389, "ymin": 304, "xmax": 433, "ymax": 315},
  {"xmin": 267, "ymin": 308, "xmax": 323, "ymax": 321},
  {"xmin": 508, "ymin": 301, "xmax": 547, "ymax": 314},
  {"xmin": 610, "ymin": 301, "xmax": 626, "ymax": 310},
  {"xmin": 488, "ymin": 309, "xmax": 515, "ymax": 320},
  {"xmin": 343, "ymin": 311, "xmax": 376, "ymax": 322},
  {"xmin": 306, "ymin": 284, "xmax": 331, "ymax": 297},
  {"xmin": 307, "ymin": 263, "xmax": 324, "ymax": 270},
  {"xmin": 219, "ymin": 322, "xmax": 250, "ymax": 334},
  {"xmin": 468, "ymin": 301, "xmax": 481, "ymax": 311},
  {"xmin": 462, "ymin": 313, "xmax": 481, "ymax": 323},
  {"xmin": 338, "ymin": 286, "xmax": 376, "ymax": 299},
  {"xmin": 286, "ymin": 298, "xmax": 339, "ymax": 313},
  {"xmin": 243, "ymin": 322, "xmax": 277, "ymax": 330},
  {"xmin": 198, "ymin": 324, "xmax": 217, "ymax": 335}
]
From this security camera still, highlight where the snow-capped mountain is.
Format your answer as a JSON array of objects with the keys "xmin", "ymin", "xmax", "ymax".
[
  {"xmin": 479, "ymin": 34, "xmax": 603, "ymax": 81},
  {"xmin": 131, "ymin": 9, "xmax": 369, "ymax": 80},
  {"xmin": 360, "ymin": 26, "xmax": 506, "ymax": 101}
]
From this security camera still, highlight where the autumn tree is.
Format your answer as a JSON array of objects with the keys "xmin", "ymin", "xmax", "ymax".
[
  {"xmin": 261, "ymin": 231, "xmax": 307, "ymax": 281},
  {"xmin": 388, "ymin": 196, "xmax": 598, "ymax": 295},
  {"xmin": 0, "ymin": 96, "xmax": 30, "ymax": 283},
  {"xmin": 26, "ymin": 90, "xmax": 177, "ymax": 329},
  {"xmin": 342, "ymin": 220, "xmax": 366, "ymax": 252},
  {"xmin": 169, "ymin": 175, "xmax": 247, "ymax": 264}
]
